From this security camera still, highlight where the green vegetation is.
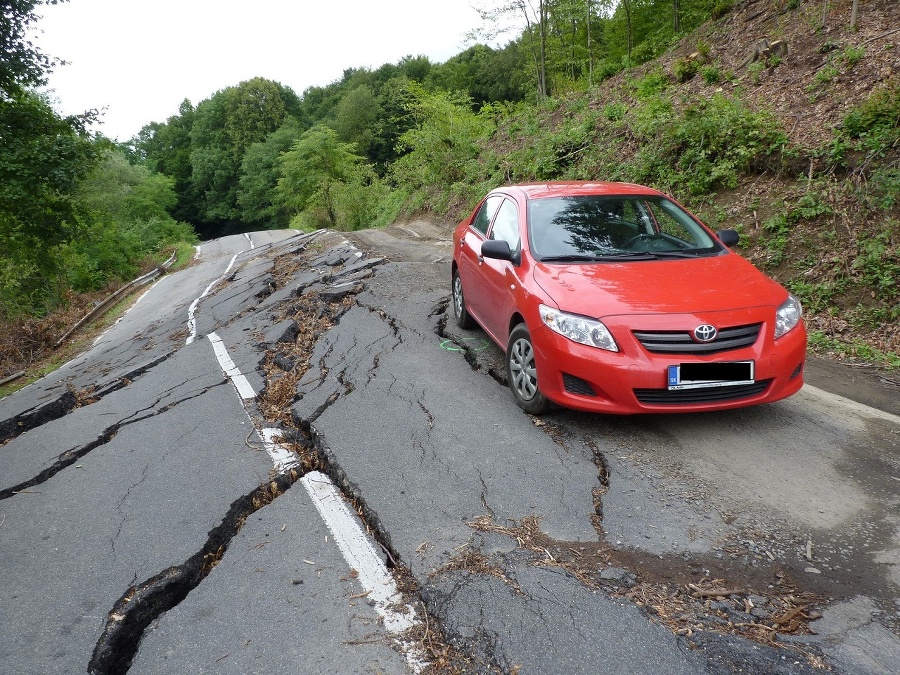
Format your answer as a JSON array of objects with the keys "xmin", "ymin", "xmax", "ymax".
[
  {"xmin": 2, "ymin": 0, "xmax": 897, "ymax": 371},
  {"xmin": 1, "ymin": 0, "xmax": 197, "ymax": 323}
]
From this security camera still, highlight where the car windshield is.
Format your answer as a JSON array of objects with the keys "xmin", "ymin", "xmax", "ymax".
[{"xmin": 527, "ymin": 195, "xmax": 721, "ymax": 261}]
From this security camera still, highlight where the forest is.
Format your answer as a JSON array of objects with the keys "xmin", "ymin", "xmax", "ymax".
[{"xmin": 1, "ymin": 0, "xmax": 898, "ymax": 374}]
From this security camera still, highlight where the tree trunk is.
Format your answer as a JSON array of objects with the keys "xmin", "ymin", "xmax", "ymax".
[
  {"xmin": 850, "ymin": 0, "xmax": 859, "ymax": 30},
  {"xmin": 587, "ymin": 0, "xmax": 593, "ymax": 86},
  {"xmin": 539, "ymin": 0, "xmax": 548, "ymax": 97},
  {"xmin": 623, "ymin": 0, "xmax": 633, "ymax": 63}
]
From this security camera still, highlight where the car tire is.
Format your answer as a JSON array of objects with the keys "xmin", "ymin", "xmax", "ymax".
[
  {"xmin": 506, "ymin": 324, "xmax": 552, "ymax": 415},
  {"xmin": 452, "ymin": 270, "xmax": 476, "ymax": 329}
]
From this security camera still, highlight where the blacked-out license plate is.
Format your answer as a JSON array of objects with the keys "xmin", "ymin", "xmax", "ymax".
[{"xmin": 667, "ymin": 361, "xmax": 754, "ymax": 390}]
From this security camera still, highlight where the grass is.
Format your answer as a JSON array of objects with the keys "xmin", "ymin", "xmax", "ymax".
[{"xmin": 808, "ymin": 330, "xmax": 900, "ymax": 369}]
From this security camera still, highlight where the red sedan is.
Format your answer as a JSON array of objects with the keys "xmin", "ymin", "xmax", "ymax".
[{"xmin": 451, "ymin": 182, "xmax": 806, "ymax": 415}]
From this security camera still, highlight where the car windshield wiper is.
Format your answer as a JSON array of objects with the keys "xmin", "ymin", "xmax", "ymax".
[
  {"xmin": 642, "ymin": 250, "xmax": 704, "ymax": 258},
  {"xmin": 538, "ymin": 254, "xmax": 612, "ymax": 262},
  {"xmin": 539, "ymin": 252, "xmax": 661, "ymax": 262}
]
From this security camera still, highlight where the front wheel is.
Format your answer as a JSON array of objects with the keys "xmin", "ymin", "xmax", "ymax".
[
  {"xmin": 452, "ymin": 270, "xmax": 475, "ymax": 329},
  {"xmin": 506, "ymin": 324, "xmax": 552, "ymax": 415}
]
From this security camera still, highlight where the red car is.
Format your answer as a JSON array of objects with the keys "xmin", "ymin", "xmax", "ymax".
[{"xmin": 451, "ymin": 182, "xmax": 806, "ymax": 415}]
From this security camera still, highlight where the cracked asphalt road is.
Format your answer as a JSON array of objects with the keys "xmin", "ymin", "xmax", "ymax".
[{"xmin": 1, "ymin": 223, "xmax": 898, "ymax": 674}]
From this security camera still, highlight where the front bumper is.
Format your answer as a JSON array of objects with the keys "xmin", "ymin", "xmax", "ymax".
[{"xmin": 531, "ymin": 312, "xmax": 807, "ymax": 415}]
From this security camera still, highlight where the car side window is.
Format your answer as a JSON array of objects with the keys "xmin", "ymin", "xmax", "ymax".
[
  {"xmin": 471, "ymin": 195, "xmax": 502, "ymax": 236},
  {"xmin": 489, "ymin": 199, "xmax": 521, "ymax": 250}
]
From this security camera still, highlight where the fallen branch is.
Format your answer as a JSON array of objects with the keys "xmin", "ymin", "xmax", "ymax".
[
  {"xmin": 689, "ymin": 584, "xmax": 745, "ymax": 598},
  {"xmin": 733, "ymin": 622, "xmax": 778, "ymax": 631},
  {"xmin": 863, "ymin": 27, "xmax": 900, "ymax": 46}
]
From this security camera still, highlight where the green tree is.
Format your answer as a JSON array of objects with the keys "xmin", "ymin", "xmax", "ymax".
[
  {"xmin": 474, "ymin": 0, "xmax": 556, "ymax": 99},
  {"xmin": 189, "ymin": 92, "xmax": 238, "ymax": 224},
  {"xmin": 0, "ymin": 92, "xmax": 99, "ymax": 316},
  {"xmin": 132, "ymin": 98, "xmax": 196, "ymax": 221},
  {"xmin": 333, "ymin": 85, "xmax": 381, "ymax": 157},
  {"xmin": 389, "ymin": 86, "xmax": 497, "ymax": 202},
  {"xmin": 1, "ymin": 0, "xmax": 63, "ymax": 98},
  {"xmin": 277, "ymin": 125, "xmax": 368, "ymax": 228},
  {"xmin": 237, "ymin": 118, "xmax": 305, "ymax": 226},
  {"xmin": 224, "ymin": 77, "xmax": 298, "ymax": 157},
  {"xmin": 367, "ymin": 76, "xmax": 415, "ymax": 171},
  {"xmin": 63, "ymin": 148, "xmax": 192, "ymax": 292},
  {"xmin": 188, "ymin": 78, "xmax": 301, "ymax": 230},
  {"xmin": 428, "ymin": 43, "xmax": 529, "ymax": 105}
]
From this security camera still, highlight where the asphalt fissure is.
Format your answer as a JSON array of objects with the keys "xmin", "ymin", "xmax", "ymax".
[
  {"xmin": 0, "ymin": 382, "xmax": 222, "ymax": 501},
  {"xmin": 87, "ymin": 472, "xmax": 298, "ymax": 675},
  {"xmin": 0, "ymin": 352, "xmax": 174, "ymax": 445}
]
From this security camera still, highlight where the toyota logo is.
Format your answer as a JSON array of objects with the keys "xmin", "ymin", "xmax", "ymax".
[{"xmin": 693, "ymin": 324, "xmax": 718, "ymax": 342}]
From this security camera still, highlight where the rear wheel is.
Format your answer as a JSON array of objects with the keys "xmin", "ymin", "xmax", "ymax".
[
  {"xmin": 506, "ymin": 324, "xmax": 552, "ymax": 415},
  {"xmin": 452, "ymin": 270, "xmax": 475, "ymax": 328}
]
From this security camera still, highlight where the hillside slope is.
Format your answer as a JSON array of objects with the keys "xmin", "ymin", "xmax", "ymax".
[{"xmin": 477, "ymin": 0, "xmax": 899, "ymax": 367}]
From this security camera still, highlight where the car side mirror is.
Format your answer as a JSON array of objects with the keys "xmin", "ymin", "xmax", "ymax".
[
  {"xmin": 480, "ymin": 239, "xmax": 520, "ymax": 265},
  {"xmin": 717, "ymin": 229, "xmax": 739, "ymax": 247}
]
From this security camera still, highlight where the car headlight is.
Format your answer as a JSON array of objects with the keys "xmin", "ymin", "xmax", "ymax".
[
  {"xmin": 774, "ymin": 294, "xmax": 802, "ymax": 339},
  {"xmin": 539, "ymin": 304, "xmax": 619, "ymax": 352}
]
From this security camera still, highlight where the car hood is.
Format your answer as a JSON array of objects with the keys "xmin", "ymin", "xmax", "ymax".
[{"xmin": 532, "ymin": 254, "xmax": 788, "ymax": 317}]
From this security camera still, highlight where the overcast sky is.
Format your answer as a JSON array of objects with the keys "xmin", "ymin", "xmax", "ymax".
[{"xmin": 30, "ymin": 0, "xmax": 487, "ymax": 141}]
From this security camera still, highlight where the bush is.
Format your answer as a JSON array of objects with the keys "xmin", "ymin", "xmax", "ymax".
[
  {"xmin": 701, "ymin": 65, "xmax": 722, "ymax": 84},
  {"xmin": 631, "ymin": 93, "xmax": 789, "ymax": 194},
  {"xmin": 634, "ymin": 70, "xmax": 669, "ymax": 98},
  {"xmin": 672, "ymin": 57, "xmax": 700, "ymax": 82}
]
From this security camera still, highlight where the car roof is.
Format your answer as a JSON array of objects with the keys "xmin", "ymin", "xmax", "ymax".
[{"xmin": 493, "ymin": 181, "xmax": 664, "ymax": 200}]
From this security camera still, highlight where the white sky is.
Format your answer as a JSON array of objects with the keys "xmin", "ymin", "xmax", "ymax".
[{"xmin": 30, "ymin": 0, "xmax": 485, "ymax": 141}]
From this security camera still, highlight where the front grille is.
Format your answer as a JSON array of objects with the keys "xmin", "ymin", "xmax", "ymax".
[
  {"xmin": 634, "ymin": 379, "xmax": 772, "ymax": 405},
  {"xmin": 633, "ymin": 323, "xmax": 761, "ymax": 355},
  {"xmin": 563, "ymin": 373, "xmax": 596, "ymax": 396}
]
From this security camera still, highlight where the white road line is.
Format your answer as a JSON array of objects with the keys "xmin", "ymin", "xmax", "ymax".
[
  {"xmin": 208, "ymin": 332, "xmax": 256, "ymax": 400},
  {"xmin": 260, "ymin": 428, "xmax": 301, "ymax": 472},
  {"xmin": 206, "ymin": 327, "xmax": 424, "ymax": 667},
  {"xmin": 187, "ymin": 253, "xmax": 239, "ymax": 345},
  {"xmin": 301, "ymin": 471, "xmax": 417, "ymax": 631},
  {"xmin": 301, "ymin": 471, "xmax": 426, "ymax": 672}
]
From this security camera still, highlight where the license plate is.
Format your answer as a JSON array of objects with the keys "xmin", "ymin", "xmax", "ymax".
[{"xmin": 667, "ymin": 361, "xmax": 754, "ymax": 390}]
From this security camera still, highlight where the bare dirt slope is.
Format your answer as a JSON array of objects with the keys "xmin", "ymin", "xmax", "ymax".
[{"xmin": 673, "ymin": 0, "xmax": 898, "ymax": 151}]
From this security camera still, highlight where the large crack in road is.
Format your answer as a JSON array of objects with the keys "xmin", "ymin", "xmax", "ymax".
[
  {"xmin": 87, "ymin": 239, "xmax": 440, "ymax": 673},
  {"xmin": 436, "ymin": 299, "xmax": 834, "ymax": 670},
  {"xmin": 89, "ymin": 474, "xmax": 297, "ymax": 675},
  {"xmin": 0, "ymin": 353, "xmax": 173, "ymax": 445},
  {"xmin": 0, "ymin": 381, "xmax": 221, "ymax": 501},
  {"xmin": 348, "ymin": 225, "xmax": 900, "ymax": 672}
]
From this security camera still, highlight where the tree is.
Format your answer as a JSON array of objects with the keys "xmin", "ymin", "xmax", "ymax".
[
  {"xmin": 333, "ymin": 85, "xmax": 381, "ymax": 157},
  {"xmin": 277, "ymin": 125, "xmax": 367, "ymax": 228},
  {"xmin": 1, "ymin": 0, "xmax": 63, "ymax": 98},
  {"xmin": 428, "ymin": 44, "xmax": 529, "ymax": 105},
  {"xmin": 237, "ymin": 119, "xmax": 305, "ymax": 227},
  {"xmin": 390, "ymin": 86, "xmax": 496, "ymax": 191},
  {"xmin": 224, "ymin": 77, "xmax": 298, "ymax": 157},
  {"xmin": 1, "ymin": 0, "xmax": 103, "ymax": 315},
  {"xmin": 0, "ymin": 91, "xmax": 98, "ymax": 314},
  {"xmin": 132, "ymin": 99, "xmax": 196, "ymax": 221},
  {"xmin": 473, "ymin": 0, "xmax": 551, "ymax": 100}
]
